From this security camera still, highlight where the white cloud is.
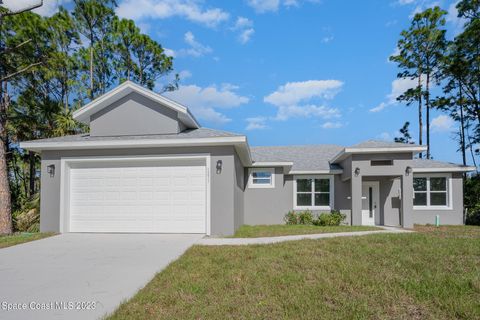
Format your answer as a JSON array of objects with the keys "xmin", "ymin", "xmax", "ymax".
[
  {"xmin": 2, "ymin": 0, "xmax": 70, "ymax": 16},
  {"xmin": 246, "ymin": 0, "xmax": 320, "ymax": 13},
  {"xmin": 234, "ymin": 16, "xmax": 254, "ymax": 29},
  {"xmin": 446, "ymin": 1, "xmax": 467, "ymax": 35},
  {"xmin": 163, "ymin": 48, "xmax": 176, "ymax": 58},
  {"xmin": 265, "ymin": 80, "xmax": 343, "ymax": 106},
  {"xmin": 370, "ymin": 77, "xmax": 419, "ymax": 112},
  {"xmin": 164, "ymin": 84, "xmax": 249, "ymax": 124},
  {"xmin": 321, "ymin": 122, "xmax": 343, "ymax": 129},
  {"xmin": 239, "ymin": 28, "xmax": 255, "ymax": 44},
  {"xmin": 233, "ymin": 17, "xmax": 255, "ymax": 44},
  {"xmin": 177, "ymin": 31, "xmax": 212, "ymax": 57},
  {"xmin": 246, "ymin": 117, "xmax": 268, "ymax": 130},
  {"xmin": 431, "ymin": 115, "xmax": 454, "ymax": 132},
  {"xmin": 178, "ymin": 70, "xmax": 192, "ymax": 80},
  {"xmin": 264, "ymin": 80, "xmax": 343, "ymax": 121},
  {"xmin": 321, "ymin": 36, "xmax": 334, "ymax": 43},
  {"xmin": 116, "ymin": 0, "xmax": 229, "ymax": 28},
  {"xmin": 247, "ymin": 0, "xmax": 280, "ymax": 13},
  {"xmin": 397, "ymin": 0, "xmax": 416, "ymax": 5},
  {"xmin": 275, "ymin": 104, "xmax": 340, "ymax": 121}
]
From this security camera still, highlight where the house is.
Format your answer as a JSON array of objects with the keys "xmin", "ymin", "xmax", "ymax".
[{"xmin": 20, "ymin": 81, "xmax": 476, "ymax": 235}]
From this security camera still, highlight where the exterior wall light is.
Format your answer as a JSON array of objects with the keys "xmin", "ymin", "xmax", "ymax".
[
  {"xmin": 354, "ymin": 167, "xmax": 360, "ymax": 177},
  {"xmin": 405, "ymin": 166, "xmax": 412, "ymax": 176},
  {"xmin": 216, "ymin": 160, "xmax": 223, "ymax": 174},
  {"xmin": 47, "ymin": 164, "xmax": 55, "ymax": 177}
]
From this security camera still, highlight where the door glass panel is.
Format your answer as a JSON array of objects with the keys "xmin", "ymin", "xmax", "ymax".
[{"xmin": 369, "ymin": 187, "xmax": 373, "ymax": 218}]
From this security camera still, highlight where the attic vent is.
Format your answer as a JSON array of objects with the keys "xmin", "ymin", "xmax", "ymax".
[{"xmin": 371, "ymin": 160, "xmax": 393, "ymax": 166}]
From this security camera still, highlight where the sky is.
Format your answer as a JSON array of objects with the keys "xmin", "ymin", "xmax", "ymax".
[{"xmin": 4, "ymin": 0, "xmax": 471, "ymax": 164}]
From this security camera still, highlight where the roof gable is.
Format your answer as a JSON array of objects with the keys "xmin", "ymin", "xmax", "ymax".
[{"xmin": 73, "ymin": 81, "xmax": 200, "ymax": 129}]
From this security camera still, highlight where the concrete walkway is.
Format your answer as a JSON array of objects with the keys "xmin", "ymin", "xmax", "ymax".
[{"xmin": 197, "ymin": 227, "xmax": 413, "ymax": 246}]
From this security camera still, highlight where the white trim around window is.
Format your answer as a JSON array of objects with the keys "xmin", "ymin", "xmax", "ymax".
[
  {"xmin": 293, "ymin": 175, "xmax": 334, "ymax": 210},
  {"xmin": 413, "ymin": 173, "xmax": 453, "ymax": 210},
  {"xmin": 248, "ymin": 168, "xmax": 275, "ymax": 189}
]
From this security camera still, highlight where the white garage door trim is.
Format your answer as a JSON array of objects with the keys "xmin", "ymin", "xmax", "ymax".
[{"xmin": 59, "ymin": 154, "xmax": 211, "ymax": 235}]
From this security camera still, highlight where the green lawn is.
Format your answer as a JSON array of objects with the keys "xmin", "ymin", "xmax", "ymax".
[
  {"xmin": 108, "ymin": 225, "xmax": 480, "ymax": 320},
  {"xmin": 0, "ymin": 232, "xmax": 55, "ymax": 249},
  {"xmin": 230, "ymin": 224, "xmax": 381, "ymax": 238}
]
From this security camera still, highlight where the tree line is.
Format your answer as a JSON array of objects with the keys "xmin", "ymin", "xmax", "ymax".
[
  {"xmin": 0, "ymin": 0, "xmax": 177, "ymax": 234},
  {"xmin": 391, "ymin": 0, "xmax": 480, "ymax": 224},
  {"xmin": 391, "ymin": 1, "xmax": 480, "ymax": 165}
]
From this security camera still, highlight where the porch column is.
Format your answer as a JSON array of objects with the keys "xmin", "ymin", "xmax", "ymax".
[
  {"xmin": 351, "ymin": 173, "xmax": 362, "ymax": 225},
  {"xmin": 401, "ymin": 173, "xmax": 414, "ymax": 228}
]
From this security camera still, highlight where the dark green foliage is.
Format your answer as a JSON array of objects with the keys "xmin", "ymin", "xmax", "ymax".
[
  {"xmin": 465, "ymin": 175, "xmax": 480, "ymax": 225},
  {"xmin": 284, "ymin": 210, "xmax": 345, "ymax": 226},
  {"xmin": 313, "ymin": 210, "xmax": 346, "ymax": 226},
  {"xmin": 1, "ymin": 2, "xmax": 177, "ymax": 231},
  {"xmin": 394, "ymin": 121, "xmax": 414, "ymax": 144}
]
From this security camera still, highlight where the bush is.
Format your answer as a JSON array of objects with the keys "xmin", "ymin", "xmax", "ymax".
[
  {"xmin": 466, "ymin": 205, "xmax": 480, "ymax": 226},
  {"xmin": 298, "ymin": 210, "xmax": 313, "ymax": 225},
  {"xmin": 313, "ymin": 210, "xmax": 346, "ymax": 226},
  {"xmin": 13, "ymin": 194, "xmax": 40, "ymax": 232},
  {"xmin": 284, "ymin": 210, "xmax": 314, "ymax": 225},
  {"xmin": 284, "ymin": 211, "xmax": 298, "ymax": 225},
  {"xmin": 284, "ymin": 210, "xmax": 345, "ymax": 226}
]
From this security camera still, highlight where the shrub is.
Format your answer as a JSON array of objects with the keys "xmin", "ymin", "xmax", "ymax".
[
  {"xmin": 13, "ymin": 194, "xmax": 40, "ymax": 232},
  {"xmin": 284, "ymin": 210, "xmax": 314, "ymax": 225},
  {"xmin": 298, "ymin": 210, "xmax": 313, "ymax": 225},
  {"xmin": 284, "ymin": 211, "xmax": 298, "ymax": 225},
  {"xmin": 466, "ymin": 205, "xmax": 480, "ymax": 226},
  {"xmin": 313, "ymin": 210, "xmax": 346, "ymax": 226}
]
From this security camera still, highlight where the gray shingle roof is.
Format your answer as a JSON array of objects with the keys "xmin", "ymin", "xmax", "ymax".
[
  {"xmin": 21, "ymin": 127, "xmax": 242, "ymax": 144},
  {"xmin": 411, "ymin": 158, "xmax": 471, "ymax": 169},
  {"xmin": 349, "ymin": 140, "xmax": 423, "ymax": 149},
  {"xmin": 251, "ymin": 145, "xmax": 344, "ymax": 171}
]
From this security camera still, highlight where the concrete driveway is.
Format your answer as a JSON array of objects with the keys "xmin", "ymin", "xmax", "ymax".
[{"xmin": 0, "ymin": 233, "xmax": 202, "ymax": 320}]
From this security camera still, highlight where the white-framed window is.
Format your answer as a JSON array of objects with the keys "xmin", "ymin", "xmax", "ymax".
[
  {"xmin": 293, "ymin": 175, "xmax": 334, "ymax": 210},
  {"xmin": 248, "ymin": 168, "xmax": 275, "ymax": 188},
  {"xmin": 413, "ymin": 173, "xmax": 452, "ymax": 209}
]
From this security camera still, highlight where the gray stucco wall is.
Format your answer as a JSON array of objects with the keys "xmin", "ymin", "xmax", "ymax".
[
  {"xmin": 233, "ymin": 152, "xmax": 245, "ymax": 231},
  {"xmin": 412, "ymin": 172, "xmax": 464, "ymax": 225},
  {"xmin": 243, "ymin": 171, "xmax": 351, "ymax": 225},
  {"xmin": 89, "ymin": 92, "xmax": 184, "ymax": 136},
  {"xmin": 349, "ymin": 152, "xmax": 415, "ymax": 228},
  {"xmin": 40, "ymin": 146, "xmax": 241, "ymax": 236},
  {"xmin": 243, "ymin": 168, "xmax": 293, "ymax": 225}
]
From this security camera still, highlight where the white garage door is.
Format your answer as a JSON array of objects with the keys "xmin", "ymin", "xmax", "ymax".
[{"xmin": 68, "ymin": 161, "xmax": 207, "ymax": 233}]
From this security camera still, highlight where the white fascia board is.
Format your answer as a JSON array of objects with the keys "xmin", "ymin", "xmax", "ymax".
[
  {"xmin": 330, "ymin": 146, "xmax": 428, "ymax": 163},
  {"xmin": 73, "ymin": 81, "xmax": 200, "ymax": 128},
  {"xmin": 251, "ymin": 162, "xmax": 294, "ymax": 167},
  {"xmin": 412, "ymin": 166, "xmax": 476, "ymax": 173},
  {"xmin": 20, "ymin": 136, "xmax": 244, "ymax": 151},
  {"xmin": 288, "ymin": 169, "xmax": 343, "ymax": 175},
  {"xmin": 21, "ymin": 136, "xmax": 254, "ymax": 167}
]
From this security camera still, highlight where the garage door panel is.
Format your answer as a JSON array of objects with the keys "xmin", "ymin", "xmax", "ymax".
[{"xmin": 69, "ymin": 163, "xmax": 207, "ymax": 233}]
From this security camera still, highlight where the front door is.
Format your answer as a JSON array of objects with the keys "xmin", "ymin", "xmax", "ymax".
[{"xmin": 361, "ymin": 181, "xmax": 379, "ymax": 226}]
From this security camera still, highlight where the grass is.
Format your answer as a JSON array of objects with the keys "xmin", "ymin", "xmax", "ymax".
[
  {"xmin": 0, "ymin": 232, "xmax": 55, "ymax": 249},
  {"xmin": 230, "ymin": 224, "xmax": 381, "ymax": 238},
  {"xmin": 108, "ymin": 225, "xmax": 480, "ymax": 320}
]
